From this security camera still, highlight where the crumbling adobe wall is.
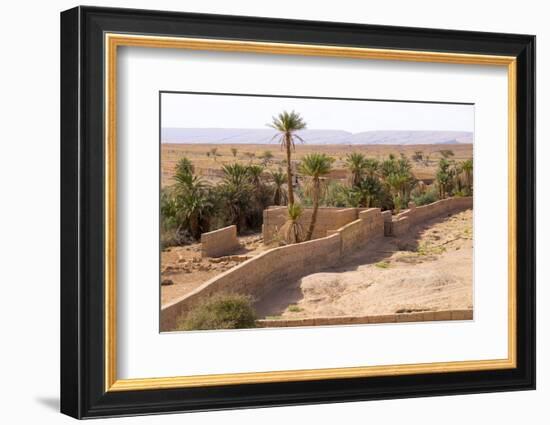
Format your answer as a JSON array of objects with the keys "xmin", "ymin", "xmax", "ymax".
[
  {"xmin": 263, "ymin": 206, "xmax": 360, "ymax": 242},
  {"xmin": 390, "ymin": 197, "xmax": 473, "ymax": 236},
  {"xmin": 329, "ymin": 208, "xmax": 385, "ymax": 256},
  {"xmin": 161, "ymin": 198, "xmax": 473, "ymax": 331},
  {"xmin": 161, "ymin": 233, "xmax": 342, "ymax": 330},
  {"xmin": 200, "ymin": 225, "xmax": 241, "ymax": 258}
]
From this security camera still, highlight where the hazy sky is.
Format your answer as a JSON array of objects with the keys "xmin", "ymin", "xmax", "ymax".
[{"xmin": 161, "ymin": 92, "xmax": 474, "ymax": 133}]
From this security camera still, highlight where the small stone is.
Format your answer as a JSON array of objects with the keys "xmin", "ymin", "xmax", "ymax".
[{"xmin": 161, "ymin": 279, "xmax": 174, "ymax": 286}]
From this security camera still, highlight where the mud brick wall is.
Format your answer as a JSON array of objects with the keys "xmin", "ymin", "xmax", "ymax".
[
  {"xmin": 161, "ymin": 233, "xmax": 342, "ymax": 330},
  {"xmin": 389, "ymin": 197, "xmax": 472, "ymax": 236},
  {"xmin": 162, "ymin": 197, "xmax": 473, "ymax": 331},
  {"xmin": 200, "ymin": 225, "xmax": 240, "ymax": 258},
  {"xmin": 329, "ymin": 208, "xmax": 385, "ymax": 256},
  {"xmin": 263, "ymin": 206, "xmax": 359, "ymax": 242},
  {"xmin": 408, "ymin": 196, "xmax": 473, "ymax": 226}
]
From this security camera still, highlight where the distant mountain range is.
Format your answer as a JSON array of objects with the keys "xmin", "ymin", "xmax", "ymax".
[{"xmin": 161, "ymin": 128, "xmax": 473, "ymax": 145}]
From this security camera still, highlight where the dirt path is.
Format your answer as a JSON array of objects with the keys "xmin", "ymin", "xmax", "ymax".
[{"xmin": 255, "ymin": 209, "xmax": 473, "ymax": 319}]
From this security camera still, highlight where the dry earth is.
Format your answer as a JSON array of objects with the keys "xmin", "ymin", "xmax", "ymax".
[
  {"xmin": 160, "ymin": 234, "xmax": 268, "ymax": 305},
  {"xmin": 255, "ymin": 209, "xmax": 473, "ymax": 319}
]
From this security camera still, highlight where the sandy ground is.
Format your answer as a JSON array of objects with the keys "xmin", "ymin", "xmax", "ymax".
[
  {"xmin": 161, "ymin": 143, "xmax": 473, "ymax": 187},
  {"xmin": 160, "ymin": 234, "xmax": 268, "ymax": 305},
  {"xmin": 254, "ymin": 209, "xmax": 473, "ymax": 319}
]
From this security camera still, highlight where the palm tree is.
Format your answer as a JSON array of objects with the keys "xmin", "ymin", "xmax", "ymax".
[
  {"xmin": 175, "ymin": 157, "xmax": 194, "ymax": 176},
  {"xmin": 461, "ymin": 159, "xmax": 473, "ymax": 195},
  {"xmin": 246, "ymin": 164, "xmax": 264, "ymax": 188},
  {"xmin": 219, "ymin": 164, "xmax": 253, "ymax": 231},
  {"xmin": 386, "ymin": 173, "xmax": 410, "ymax": 212},
  {"xmin": 351, "ymin": 175, "xmax": 382, "ymax": 207},
  {"xmin": 222, "ymin": 163, "xmax": 250, "ymax": 187},
  {"xmin": 436, "ymin": 158, "xmax": 453, "ymax": 198},
  {"xmin": 268, "ymin": 110, "xmax": 307, "ymax": 207},
  {"xmin": 279, "ymin": 203, "xmax": 304, "ymax": 244},
  {"xmin": 364, "ymin": 158, "xmax": 380, "ymax": 178},
  {"xmin": 299, "ymin": 153, "xmax": 333, "ymax": 240},
  {"xmin": 173, "ymin": 169, "xmax": 212, "ymax": 239},
  {"xmin": 346, "ymin": 152, "xmax": 367, "ymax": 187},
  {"xmin": 270, "ymin": 169, "xmax": 287, "ymax": 206},
  {"xmin": 452, "ymin": 161, "xmax": 464, "ymax": 193}
]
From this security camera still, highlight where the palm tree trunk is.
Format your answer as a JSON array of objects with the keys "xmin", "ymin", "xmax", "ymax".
[
  {"xmin": 274, "ymin": 188, "xmax": 280, "ymax": 206},
  {"xmin": 306, "ymin": 178, "xmax": 320, "ymax": 241},
  {"xmin": 285, "ymin": 134, "xmax": 294, "ymax": 207},
  {"xmin": 189, "ymin": 213, "xmax": 200, "ymax": 240}
]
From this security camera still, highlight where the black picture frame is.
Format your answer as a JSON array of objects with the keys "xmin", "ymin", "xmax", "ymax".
[{"xmin": 60, "ymin": 5, "xmax": 535, "ymax": 419}]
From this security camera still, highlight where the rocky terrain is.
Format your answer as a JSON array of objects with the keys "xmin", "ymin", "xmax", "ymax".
[{"xmin": 160, "ymin": 234, "xmax": 267, "ymax": 305}]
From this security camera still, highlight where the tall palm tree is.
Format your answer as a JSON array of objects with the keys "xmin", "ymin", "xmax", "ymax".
[
  {"xmin": 299, "ymin": 153, "xmax": 333, "ymax": 240},
  {"xmin": 346, "ymin": 152, "xmax": 367, "ymax": 187},
  {"xmin": 268, "ymin": 111, "xmax": 307, "ymax": 207},
  {"xmin": 270, "ymin": 169, "xmax": 287, "ymax": 206}
]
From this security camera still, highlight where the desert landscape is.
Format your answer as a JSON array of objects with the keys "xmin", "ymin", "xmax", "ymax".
[
  {"xmin": 159, "ymin": 95, "xmax": 474, "ymax": 332},
  {"xmin": 161, "ymin": 142, "xmax": 473, "ymax": 188}
]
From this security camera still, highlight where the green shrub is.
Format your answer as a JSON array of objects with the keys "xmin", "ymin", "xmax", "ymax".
[
  {"xmin": 412, "ymin": 187, "xmax": 439, "ymax": 206},
  {"xmin": 178, "ymin": 294, "xmax": 257, "ymax": 331},
  {"xmin": 160, "ymin": 216, "xmax": 187, "ymax": 249}
]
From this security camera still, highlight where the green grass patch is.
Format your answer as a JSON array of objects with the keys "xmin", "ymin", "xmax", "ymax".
[{"xmin": 288, "ymin": 305, "xmax": 304, "ymax": 313}]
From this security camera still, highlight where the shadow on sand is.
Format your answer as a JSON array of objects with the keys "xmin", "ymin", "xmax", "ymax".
[{"xmin": 254, "ymin": 211, "xmax": 464, "ymax": 318}]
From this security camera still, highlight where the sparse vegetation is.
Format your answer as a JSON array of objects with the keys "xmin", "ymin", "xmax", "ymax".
[
  {"xmin": 412, "ymin": 187, "xmax": 439, "ymax": 206},
  {"xmin": 288, "ymin": 304, "xmax": 304, "ymax": 313},
  {"xmin": 160, "ymin": 111, "xmax": 473, "ymax": 247},
  {"xmin": 259, "ymin": 150, "xmax": 274, "ymax": 166},
  {"xmin": 177, "ymin": 294, "xmax": 257, "ymax": 330}
]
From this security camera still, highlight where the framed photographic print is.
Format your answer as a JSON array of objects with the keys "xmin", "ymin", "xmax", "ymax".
[{"xmin": 60, "ymin": 6, "xmax": 536, "ymax": 419}]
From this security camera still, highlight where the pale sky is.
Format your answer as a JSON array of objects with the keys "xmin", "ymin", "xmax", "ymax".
[{"xmin": 161, "ymin": 92, "xmax": 474, "ymax": 133}]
